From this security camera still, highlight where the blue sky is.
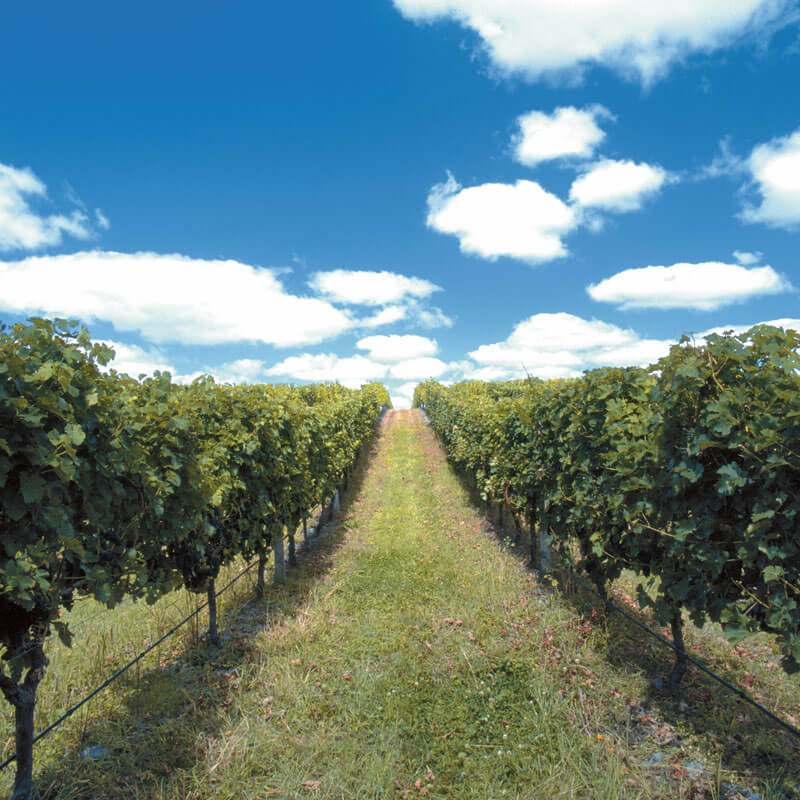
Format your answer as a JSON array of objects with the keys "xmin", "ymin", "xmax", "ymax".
[{"xmin": 2, "ymin": 0, "xmax": 800, "ymax": 406}]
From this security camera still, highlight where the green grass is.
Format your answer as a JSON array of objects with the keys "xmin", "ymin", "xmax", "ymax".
[{"xmin": 2, "ymin": 410, "xmax": 799, "ymax": 798}]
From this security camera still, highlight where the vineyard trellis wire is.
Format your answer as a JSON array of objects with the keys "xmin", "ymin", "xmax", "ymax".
[{"xmin": 0, "ymin": 558, "xmax": 259, "ymax": 773}]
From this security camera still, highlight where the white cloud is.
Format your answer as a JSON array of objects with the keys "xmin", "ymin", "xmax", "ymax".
[
  {"xmin": 456, "ymin": 364, "xmax": 517, "ymax": 382},
  {"xmin": 463, "ymin": 312, "xmax": 800, "ymax": 385},
  {"xmin": 426, "ymin": 174, "xmax": 577, "ymax": 263},
  {"xmin": 696, "ymin": 137, "xmax": 746, "ymax": 181},
  {"xmin": 308, "ymin": 269, "xmax": 440, "ymax": 306},
  {"xmin": 0, "ymin": 163, "xmax": 97, "ymax": 252},
  {"xmin": 389, "ymin": 357, "xmax": 453, "ymax": 380},
  {"xmin": 357, "ymin": 334, "xmax": 438, "ymax": 362},
  {"xmin": 469, "ymin": 312, "xmax": 673, "ymax": 378},
  {"xmin": 697, "ymin": 317, "xmax": 800, "ymax": 338},
  {"xmin": 360, "ymin": 305, "xmax": 408, "ymax": 327},
  {"xmin": 392, "ymin": 0, "xmax": 795, "ymax": 85},
  {"xmin": 390, "ymin": 381, "xmax": 419, "ymax": 410},
  {"xmin": 358, "ymin": 301, "xmax": 454, "ymax": 330},
  {"xmin": 733, "ymin": 250, "xmax": 763, "ymax": 265},
  {"xmin": 513, "ymin": 106, "xmax": 612, "ymax": 166},
  {"xmin": 0, "ymin": 250, "xmax": 356, "ymax": 347},
  {"xmin": 208, "ymin": 358, "xmax": 268, "ymax": 384},
  {"xmin": 415, "ymin": 305, "xmax": 454, "ymax": 329},
  {"xmin": 95, "ymin": 209, "xmax": 111, "ymax": 231},
  {"xmin": 265, "ymin": 353, "xmax": 389, "ymax": 389},
  {"xmin": 570, "ymin": 159, "xmax": 670, "ymax": 212},
  {"xmin": 100, "ymin": 340, "xmax": 178, "ymax": 378},
  {"xmin": 740, "ymin": 127, "xmax": 800, "ymax": 229},
  {"xmin": 587, "ymin": 261, "xmax": 791, "ymax": 310}
]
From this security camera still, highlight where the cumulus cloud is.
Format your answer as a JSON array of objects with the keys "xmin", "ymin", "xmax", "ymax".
[
  {"xmin": 392, "ymin": 0, "xmax": 795, "ymax": 85},
  {"xmin": 0, "ymin": 250, "xmax": 356, "ymax": 347},
  {"xmin": 0, "ymin": 163, "xmax": 97, "ymax": 251},
  {"xmin": 587, "ymin": 261, "xmax": 791, "ymax": 310},
  {"xmin": 426, "ymin": 174, "xmax": 577, "ymax": 263},
  {"xmin": 208, "ymin": 358, "xmax": 268, "ymax": 384},
  {"xmin": 463, "ymin": 312, "xmax": 800, "ymax": 384},
  {"xmin": 512, "ymin": 106, "xmax": 613, "ymax": 166},
  {"xmin": 390, "ymin": 381, "xmax": 420, "ymax": 410},
  {"xmin": 469, "ymin": 312, "xmax": 673, "ymax": 378},
  {"xmin": 357, "ymin": 334, "xmax": 438, "ymax": 362},
  {"xmin": 100, "ymin": 340, "xmax": 178, "ymax": 379},
  {"xmin": 389, "ymin": 357, "xmax": 453, "ymax": 380},
  {"xmin": 570, "ymin": 159, "xmax": 671, "ymax": 211},
  {"xmin": 740, "ymin": 127, "xmax": 800, "ymax": 229},
  {"xmin": 265, "ymin": 353, "xmax": 389, "ymax": 389},
  {"xmin": 308, "ymin": 269, "xmax": 440, "ymax": 306},
  {"xmin": 733, "ymin": 250, "xmax": 763, "ymax": 265}
]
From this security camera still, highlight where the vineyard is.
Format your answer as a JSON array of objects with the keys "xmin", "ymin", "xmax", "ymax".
[
  {"xmin": 0, "ymin": 318, "xmax": 388, "ymax": 800},
  {"xmin": 414, "ymin": 324, "xmax": 800, "ymax": 693},
  {"xmin": 1, "ymin": 319, "xmax": 800, "ymax": 799}
]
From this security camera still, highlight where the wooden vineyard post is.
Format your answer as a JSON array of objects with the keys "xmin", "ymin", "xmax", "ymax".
[
  {"xmin": 668, "ymin": 611, "xmax": 688, "ymax": 696},
  {"xmin": 206, "ymin": 581, "xmax": 221, "ymax": 647},
  {"xmin": 273, "ymin": 528, "xmax": 286, "ymax": 584},
  {"xmin": 256, "ymin": 550, "xmax": 267, "ymax": 598},
  {"xmin": 527, "ymin": 503, "xmax": 540, "ymax": 571},
  {"xmin": 288, "ymin": 526, "xmax": 297, "ymax": 567}
]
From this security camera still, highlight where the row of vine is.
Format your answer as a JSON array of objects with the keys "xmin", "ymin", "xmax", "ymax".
[
  {"xmin": 414, "ymin": 325, "xmax": 800, "ymax": 695},
  {"xmin": 0, "ymin": 317, "xmax": 389, "ymax": 800}
]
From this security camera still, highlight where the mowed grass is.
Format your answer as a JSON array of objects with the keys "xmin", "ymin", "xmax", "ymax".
[
  {"xmin": 0, "ymin": 553, "xmax": 262, "ymax": 799},
  {"xmin": 2, "ymin": 410, "xmax": 798, "ymax": 798},
  {"xmin": 133, "ymin": 409, "xmax": 655, "ymax": 800}
]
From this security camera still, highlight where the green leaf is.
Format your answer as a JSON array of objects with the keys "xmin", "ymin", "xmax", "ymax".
[
  {"xmin": 19, "ymin": 472, "xmax": 46, "ymax": 504},
  {"xmin": 763, "ymin": 565, "xmax": 784, "ymax": 583},
  {"xmin": 65, "ymin": 423, "xmax": 86, "ymax": 446}
]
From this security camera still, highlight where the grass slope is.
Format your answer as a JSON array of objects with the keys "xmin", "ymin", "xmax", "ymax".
[{"xmin": 2, "ymin": 410, "xmax": 798, "ymax": 799}]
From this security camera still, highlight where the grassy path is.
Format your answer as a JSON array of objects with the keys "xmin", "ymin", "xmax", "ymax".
[
  {"xmin": 11, "ymin": 409, "xmax": 796, "ymax": 799},
  {"xmin": 161, "ymin": 410, "xmax": 647, "ymax": 799}
]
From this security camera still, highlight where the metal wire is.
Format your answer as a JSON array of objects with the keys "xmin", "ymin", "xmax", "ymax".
[
  {"xmin": 3, "ymin": 585, "xmax": 196, "ymax": 668},
  {"xmin": 559, "ymin": 563, "xmax": 800, "ymax": 742},
  {"xmin": 0, "ymin": 560, "xmax": 258, "ymax": 773}
]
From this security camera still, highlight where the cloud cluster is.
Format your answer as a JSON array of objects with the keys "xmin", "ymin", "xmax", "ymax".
[
  {"xmin": 0, "ymin": 163, "xmax": 100, "ymax": 252},
  {"xmin": 468, "ymin": 312, "xmax": 672, "ymax": 379},
  {"xmin": 741, "ymin": 127, "xmax": 800, "ymax": 229},
  {"xmin": 265, "ymin": 353, "xmax": 390, "ymax": 389},
  {"xmin": 0, "ymin": 251, "xmax": 356, "ymax": 346},
  {"xmin": 463, "ymin": 312, "xmax": 800, "ymax": 385},
  {"xmin": 427, "ymin": 103, "xmax": 676, "ymax": 265},
  {"xmin": 426, "ymin": 160, "xmax": 671, "ymax": 264},
  {"xmin": 264, "ymin": 334, "xmax": 456, "ymax": 401},
  {"xmin": 0, "ymin": 253, "xmax": 453, "ymax": 348},
  {"xmin": 587, "ymin": 261, "xmax": 791, "ymax": 310},
  {"xmin": 392, "ymin": 0, "xmax": 795, "ymax": 85},
  {"xmin": 309, "ymin": 268, "xmax": 453, "ymax": 329}
]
